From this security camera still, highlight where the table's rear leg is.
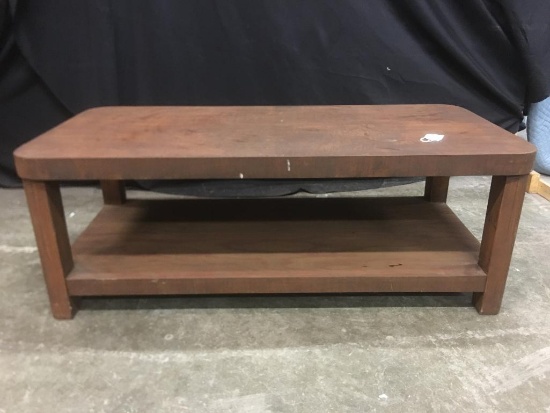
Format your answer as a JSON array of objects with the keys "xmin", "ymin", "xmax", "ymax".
[
  {"xmin": 23, "ymin": 180, "xmax": 77, "ymax": 319},
  {"xmin": 474, "ymin": 175, "xmax": 528, "ymax": 314},
  {"xmin": 101, "ymin": 180, "xmax": 126, "ymax": 204},
  {"xmin": 425, "ymin": 176, "xmax": 450, "ymax": 202}
]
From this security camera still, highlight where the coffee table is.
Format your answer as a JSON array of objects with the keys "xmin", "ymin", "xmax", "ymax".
[{"xmin": 14, "ymin": 105, "xmax": 535, "ymax": 319}]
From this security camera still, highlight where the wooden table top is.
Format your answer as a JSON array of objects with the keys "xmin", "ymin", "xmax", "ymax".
[{"xmin": 14, "ymin": 105, "xmax": 535, "ymax": 180}]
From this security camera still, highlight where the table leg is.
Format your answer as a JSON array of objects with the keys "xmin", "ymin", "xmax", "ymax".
[
  {"xmin": 23, "ymin": 180, "xmax": 77, "ymax": 319},
  {"xmin": 424, "ymin": 177, "xmax": 450, "ymax": 202},
  {"xmin": 101, "ymin": 180, "xmax": 126, "ymax": 204},
  {"xmin": 473, "ymin": 175, "xmax": 528, "ymax": 314}
]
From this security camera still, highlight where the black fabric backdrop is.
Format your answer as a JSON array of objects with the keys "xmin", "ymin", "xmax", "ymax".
[{"xmin": 1, "ymin": 0, "xmax": 549, "ymax": 193}]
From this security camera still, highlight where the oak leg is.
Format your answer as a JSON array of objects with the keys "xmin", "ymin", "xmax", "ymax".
[
  {"xmin": 425, "ymin": 177, "xmax": 450, "ymax": 202},
  {"xmin": 473, "ymin": 175, "xmax": 528, "ymax": 314},
  {"xmin": 23, "ymin": 180, "xmax": 77, "ymax": 319},
  {"xmin": 101, "ymin": 180, "xmax": 126, "ymax": 204}
]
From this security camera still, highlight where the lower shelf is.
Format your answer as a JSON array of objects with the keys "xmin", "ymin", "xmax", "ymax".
[{"xmin": 66, "ymin": 197, "xmax": 487, "ymax": 296}]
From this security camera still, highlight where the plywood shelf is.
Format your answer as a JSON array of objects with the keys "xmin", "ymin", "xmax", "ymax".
[{"xmin": 66, "ymin": 197, "xmax": 486, "ymax": 296}]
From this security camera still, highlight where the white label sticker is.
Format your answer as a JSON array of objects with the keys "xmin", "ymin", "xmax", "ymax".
[{"xmin": 420, "ymin": 134, "xmax": 445, "ymax": 142}]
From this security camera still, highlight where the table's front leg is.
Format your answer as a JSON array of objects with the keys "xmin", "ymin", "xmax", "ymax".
[
  {"xmin": 23, "ymin": 180, "xmax": 77, "ymax": 319},
  {"xmin": 474, "ymin": 175, "xmax": 529, "ymax": 314}
]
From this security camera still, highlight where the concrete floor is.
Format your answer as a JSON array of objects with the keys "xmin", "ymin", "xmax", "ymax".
[{"xmin": 1, "ymin": 177, "xmax": 549, "ymax": 412}]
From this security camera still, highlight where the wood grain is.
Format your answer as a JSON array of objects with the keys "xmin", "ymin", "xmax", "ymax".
[
  {"xmin": 526, "ymin": 171, "xmax": 540, "ymax": 193},
  {"xmin": 538, "ymin": 178, "xmax": 550, "ymax": 201},
  {"xmin": 66, "ymin": 197, "xmax": 486, "ymax": 296},
  {"xmin": 473, "ymin": 175, "xmax": 528, "ymax": 314},
  {"xmin": 526, "ymin": 171, "xmax": 550, "ymax": 202},
  {"xmin": 14, "ymin": 105, "xmax": 536, "ymax": 180},
  {"xmin": 23, "ymin": 180, "xmax": 77, "ymax": 319}
]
